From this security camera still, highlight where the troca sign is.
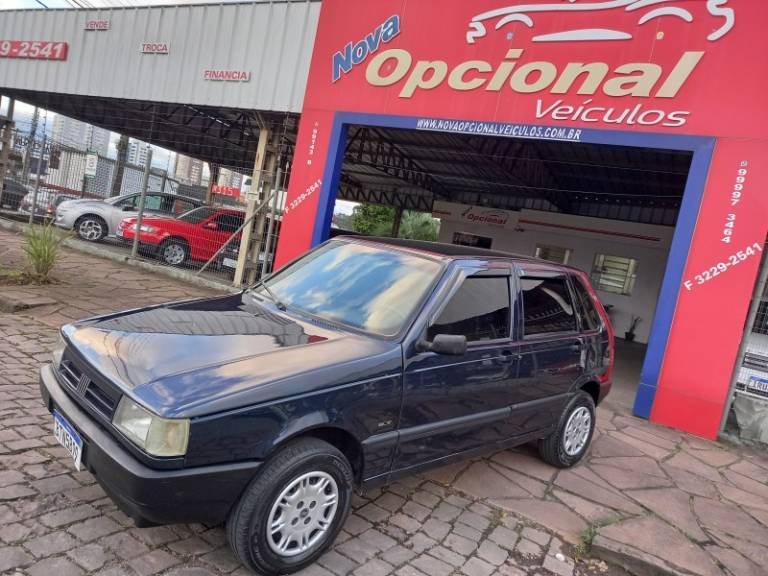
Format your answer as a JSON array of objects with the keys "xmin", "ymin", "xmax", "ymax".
[{"xmin": 275, "ymin": 0, "xmax": 768, "ymax": 439}]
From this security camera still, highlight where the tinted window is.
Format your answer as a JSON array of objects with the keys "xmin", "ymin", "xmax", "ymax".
[
  {"xmin": 428, "ymin": 277, "xmax": 510, "ymax": 342},
  {"xmin": 572, "ymin": 276, "xmax": 602, "ymax": 332},
  {"xmin": 261, "ymin": 241, "xmax": 442, "ymax": 336},
  {"xmin": 115, "ymin": 195, "xmax": 137, "ymax": 209},
  {"xmin": 522, "ymin": 277, "xmax": 576, "ymax": 335},
  {"xmin": 179, "ymin": 207, "xmax": 217, "ymax": 224},
  {"xmin": 143, "ymin": 195, "xmax": 164, "ymax": 211},
  {"xmin": 172, "ymin": 198, "xmax": 196, "ymax": 215},
  {"xmin": 214, "ymin": 213, "xmax": 245, "ymax": 233}
]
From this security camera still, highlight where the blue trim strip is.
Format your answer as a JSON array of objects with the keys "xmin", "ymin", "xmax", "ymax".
[
  {"xmin": 311, "ymin": 114, "xmax": 348, "ymax": 246},
  {"xmin": 310, "ymin": 112, "xmax": 715, "ymax": 419},
  {"xmin": 633, "ymin": 137, "xmax": 716, "ymax": 417}
]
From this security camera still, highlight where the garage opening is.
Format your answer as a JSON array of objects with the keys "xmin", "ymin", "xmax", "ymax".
[{"xmin": 328, "ymin": 124, "xmax": 694, "ymax": 411}]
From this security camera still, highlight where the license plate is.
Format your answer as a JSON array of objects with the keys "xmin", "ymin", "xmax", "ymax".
[
  {"xmin": 747, "ymin": 376, "xmax": 768, "ymax": 394},
  {"xmin": 223, "ymin": 257, "xmax": 238, "ymax": 269},
  {"xmin": 53, "ymin": 410, "xmax": 83, "ymax": 471}
]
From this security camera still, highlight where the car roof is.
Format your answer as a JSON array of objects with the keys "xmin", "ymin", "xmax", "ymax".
[{"xmin": 335, "ymin": 236, "xmax": 579, "ymax": 272}]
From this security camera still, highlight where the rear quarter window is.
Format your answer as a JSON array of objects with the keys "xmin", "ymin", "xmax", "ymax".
[
  {"xmin": 521, "ymin": 277, "xmax": 576, "ymax": 336},
  {"xmin": 572, "ymin": 275, "xmax": 603, "ymax": 332}
]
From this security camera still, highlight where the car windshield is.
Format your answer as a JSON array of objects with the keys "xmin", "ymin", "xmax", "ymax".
[
  {"xmin": 178, "ymin": 206, "xmax": 217, "ymax": 223},
  {"xmin": 256, "ymin": 240, "xmax": 443, "ymax": 336}
]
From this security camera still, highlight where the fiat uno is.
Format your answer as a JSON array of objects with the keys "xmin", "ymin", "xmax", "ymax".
[{"xmin": 40, "ymin": 237, "xmax": 613, "ymax": 575}]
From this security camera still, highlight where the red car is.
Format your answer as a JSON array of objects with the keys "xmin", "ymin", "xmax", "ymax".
[{"xmin": 118, "ymin": 206, "xmax": 245, "ymax": 266}]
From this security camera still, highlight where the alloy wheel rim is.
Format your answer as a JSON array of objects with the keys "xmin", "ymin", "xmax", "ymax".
[
  {"xmin": 164, "ymin": 244, "xmax": 185, "ymax": 265},
  {"xmin": 79, "ymin": 219, "xmax": 102, "ymax": 240},
  {"xmin": 266, "ymin": 471, "xmax": 339, "ymax": 558},
  {"xmin": 563, "ymin": 406, "xmax": 591, "ymax": 456}
]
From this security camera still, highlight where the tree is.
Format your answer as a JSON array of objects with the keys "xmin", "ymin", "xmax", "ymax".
[
  {"xmin": 399, "ymin": 210, "xmax": 439, "ymax": 241},
  {"xmin": 351, "ymin": 204, "xmax": 395, "ymax": 236}
]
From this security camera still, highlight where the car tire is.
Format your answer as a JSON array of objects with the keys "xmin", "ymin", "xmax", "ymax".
[
  {"xmin": 75, "ymin": 215, "xmax": 107, "ymax": 242},
  {"xmin": 158, "ymin": 239, "xmax": 189, "ymax": 266},
  {"xmin": 227, "ymin": 438, "xmax": 353, "ymax": 576},
  {"xmin": 538, "ymin": 390, "xmax": 596, "ymax": 468}
]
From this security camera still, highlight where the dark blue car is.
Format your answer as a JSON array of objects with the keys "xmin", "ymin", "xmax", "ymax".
[{"xmin": 40, "ymin": 237, "xmax": 613, "ymax": 575}]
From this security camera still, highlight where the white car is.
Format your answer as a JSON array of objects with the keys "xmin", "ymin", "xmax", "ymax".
[{"xmin": 55, "ymin": 192, "xmax": 202, "ymax": 242}]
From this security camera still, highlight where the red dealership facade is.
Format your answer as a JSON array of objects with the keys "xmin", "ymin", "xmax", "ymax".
[{"xmin": 274, "ymin": 0, "xmax": 768, "ymax": 439}]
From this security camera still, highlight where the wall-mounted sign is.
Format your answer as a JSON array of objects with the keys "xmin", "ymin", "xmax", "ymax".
[
  {"xmin": 140, "ymin": 42, "xmax": 169, "ymax": 55},
  {"xmin": 433, "ymin": 200, "xmax": 518, "ymax": 229},
  {"xmin": 84, "ymin": 20, "xmax": 110, "ymax": 31},
  {"xmin": 203, "ymin": 69, "xmax": 251, "ymax": 82},
  {"xmin": 84, "ymin": 153, "xmax": 98, "ymax": 179},
  {"xmin": 212, "ymin": 185, "xmax": 241, "ymax": 198},
  {"xmin": 0, "ymin": 40, "xmax": 68, "ymax": 61}
]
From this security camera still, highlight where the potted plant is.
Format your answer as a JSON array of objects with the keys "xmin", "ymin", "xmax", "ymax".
[{"xmin": 625, "ymin": 315, "xmax": 641, "ymax": 342}]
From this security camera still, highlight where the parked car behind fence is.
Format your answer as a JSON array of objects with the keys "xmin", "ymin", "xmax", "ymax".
[{"xmin": 55, "ymin": 192, "xmax": 202, "ymax": 242}]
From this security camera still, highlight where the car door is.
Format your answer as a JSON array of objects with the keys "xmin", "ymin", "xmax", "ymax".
[
  {"xmin": 196, "ymin": 212, "xmax": 244, "ymax": 261},
  {"xmin": 514, "ymin": 273, "xmax": 585, "ymax": 433},
  {"xmin": 106, "ymin": 194, "xmax": 139, "ymax": 234},
  {"xmin": 394, "ymin": 263, "xmax": 521, "ymax": 472}
]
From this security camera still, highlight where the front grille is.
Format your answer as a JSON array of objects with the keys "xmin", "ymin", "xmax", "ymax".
[
  {"xmin": 58, "ymin": 352, "xmax": 120, "ymax": 419},
  {"xmin": 744, "ymin": 352, "xmax": 768, "ymax": 371}
]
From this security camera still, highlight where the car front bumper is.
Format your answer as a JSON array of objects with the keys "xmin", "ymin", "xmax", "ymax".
[{"xmin": 39, "ymin": 363, "xmax": 261, "ymax": 526}]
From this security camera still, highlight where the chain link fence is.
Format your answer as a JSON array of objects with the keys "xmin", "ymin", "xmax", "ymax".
[{"xmin": 0, "ymin": 124, "xmax": 284, "ymax": 286}]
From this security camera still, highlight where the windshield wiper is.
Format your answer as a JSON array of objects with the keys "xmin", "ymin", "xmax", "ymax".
[{"xmin": 252, "ymin": 282, "xmax": 287, "ymax": 311}]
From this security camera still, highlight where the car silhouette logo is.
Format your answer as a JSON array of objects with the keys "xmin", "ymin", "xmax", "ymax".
[{"xmin": 466, "ymin": 0, "xmax": 735, "ymax": 44}]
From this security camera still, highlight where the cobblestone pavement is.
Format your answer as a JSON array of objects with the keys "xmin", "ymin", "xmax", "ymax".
[{"xmin": 2, "ymin": 228, "xmax": 768, "ymax": 576}]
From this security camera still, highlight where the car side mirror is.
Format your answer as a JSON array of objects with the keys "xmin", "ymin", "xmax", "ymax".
[
  {"xmin": 417, "ymin": 334, "xmax": 467, "ymax": 356},
  {"xmin": 204, "ymin": 222, "xmax": 219, "ymax": 230}
]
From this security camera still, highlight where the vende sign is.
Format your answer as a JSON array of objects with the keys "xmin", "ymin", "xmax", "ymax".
[
  {"xmin": 84, "ymin": 20, "xmax": 110, "ymax": 31},
  {"xmin": 141, "ymin": 43, "xmax": 169, "ymax": 54},
  {"xmin": 305, "ymin": 0, "xmax": 766, "ymax": 138}
]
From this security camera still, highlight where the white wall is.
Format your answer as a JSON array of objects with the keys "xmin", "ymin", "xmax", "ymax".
[{"xmin": 434, "ymin": 202, "xmax": 674, "ymax": 344}]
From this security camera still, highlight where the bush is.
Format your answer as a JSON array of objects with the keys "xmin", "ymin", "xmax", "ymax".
[{"xmin": 22, "ymin": 223, "xmax": 68, "ymax": 283}]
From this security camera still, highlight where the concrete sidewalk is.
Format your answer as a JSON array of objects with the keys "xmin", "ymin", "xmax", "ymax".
[{"xmin": 1, "ymin": 227, "xmax": 767, "ymax": 576}]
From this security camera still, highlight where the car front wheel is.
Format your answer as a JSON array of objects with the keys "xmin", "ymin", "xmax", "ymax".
[
  {"xmin": 159, "ymin": 239, "xmax": 188, "ymax": 266},
  {"xmin": 538, "ymin": 390, "xmax": 596, "ymax": 468},
  {"xmin": 75, "ymin": 216, "xmax": 107, "ymax": 242},
  {"xmin": 227, "ymin": 438, "xmax": 353, "ymax": 575}
]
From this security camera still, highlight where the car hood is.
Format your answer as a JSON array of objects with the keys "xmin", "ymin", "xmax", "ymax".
[{"xmin": 62, "ymin": 293, "xmax": 401, "ymax": 418}]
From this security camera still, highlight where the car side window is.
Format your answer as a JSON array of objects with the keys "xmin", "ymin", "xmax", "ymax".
[
  {"xmin": 143, "ymin": 195, "xmax": 164, "ymax": 211},
  {"xmin": 172, "ymin": 199, "xmax": 196, "ymax": 215},
  {"xmin": 428, "ymin": 277, "xmax": 510, "ymax": 342},
  {"xmin": 115, "ymin": 195, "xmax": 137, "ymax": 209},
  {"xmin": 572, "ymin": 276, "xmax": 603, "ymax": 332},
  {"xmin": 521, "ymin": 277, "xmax": 576, "ymax": 336},
  {"xmin": 214, "ymin": 213, "xmax": 245, "ymax": 233}
]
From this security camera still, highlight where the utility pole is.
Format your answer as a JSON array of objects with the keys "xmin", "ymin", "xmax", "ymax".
[
  {"xmin": 131, "ymin": 149, "xmax": 154, "ymax": 259},
  {"xmin": 110, "ymin": 134, "xmax": 129, "ymax": 197},
  {"xmin": 22, "ymin": 107, "xmax": 39, "ymax": 185},
  {"xmin": 29, "ymin": 134, "xmax": 45, "ymax": 224}
]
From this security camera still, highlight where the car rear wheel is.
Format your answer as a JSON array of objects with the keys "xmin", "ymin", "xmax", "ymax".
[
  {"xmin": 159, "ymin": 239, "xmax": 188, "ymax": 266},
  {"xmin": 75, "ymin": 215, "xmax": 107, "ymax": 242},
  {"xmin": 538, "ymin": 391, "xmax": 596, "ymax": 468},
  {"xmin": 227, "ymin": 438, "xmax": 353, "ymax": 575}
]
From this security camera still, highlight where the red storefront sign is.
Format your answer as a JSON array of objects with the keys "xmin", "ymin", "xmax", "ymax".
[
  {"xmin": 212, "ymin": 185, "xmax": 241, "ymax": 198},
  {"xmin": 276, "ymin": 0, "xmax": 768, "ymax": 439},
  {"xmin": 0, "ymin": 40, "xmax": 68, "ymax": 61}
]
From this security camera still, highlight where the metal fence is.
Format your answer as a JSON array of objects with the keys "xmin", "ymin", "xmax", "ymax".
[
  {"xmin": 724, "ymin": 241, "xmax": 768, "ymax": 443},
  {"xmin": 0, "ymin": 125, "xmax": 284, "ymax": 286}
]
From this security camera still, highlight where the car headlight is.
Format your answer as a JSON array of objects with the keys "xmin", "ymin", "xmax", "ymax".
[
  {"xmin": 131, "ymin": 224, "xmax": 156, "ymax": 233},
  {"xmin": 52, "ymin": 333, "xmax": 65, "ymax": 369},
  {"xmin": 113, "ymin": 397, "xmax": 190, "ymax": 457}
]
